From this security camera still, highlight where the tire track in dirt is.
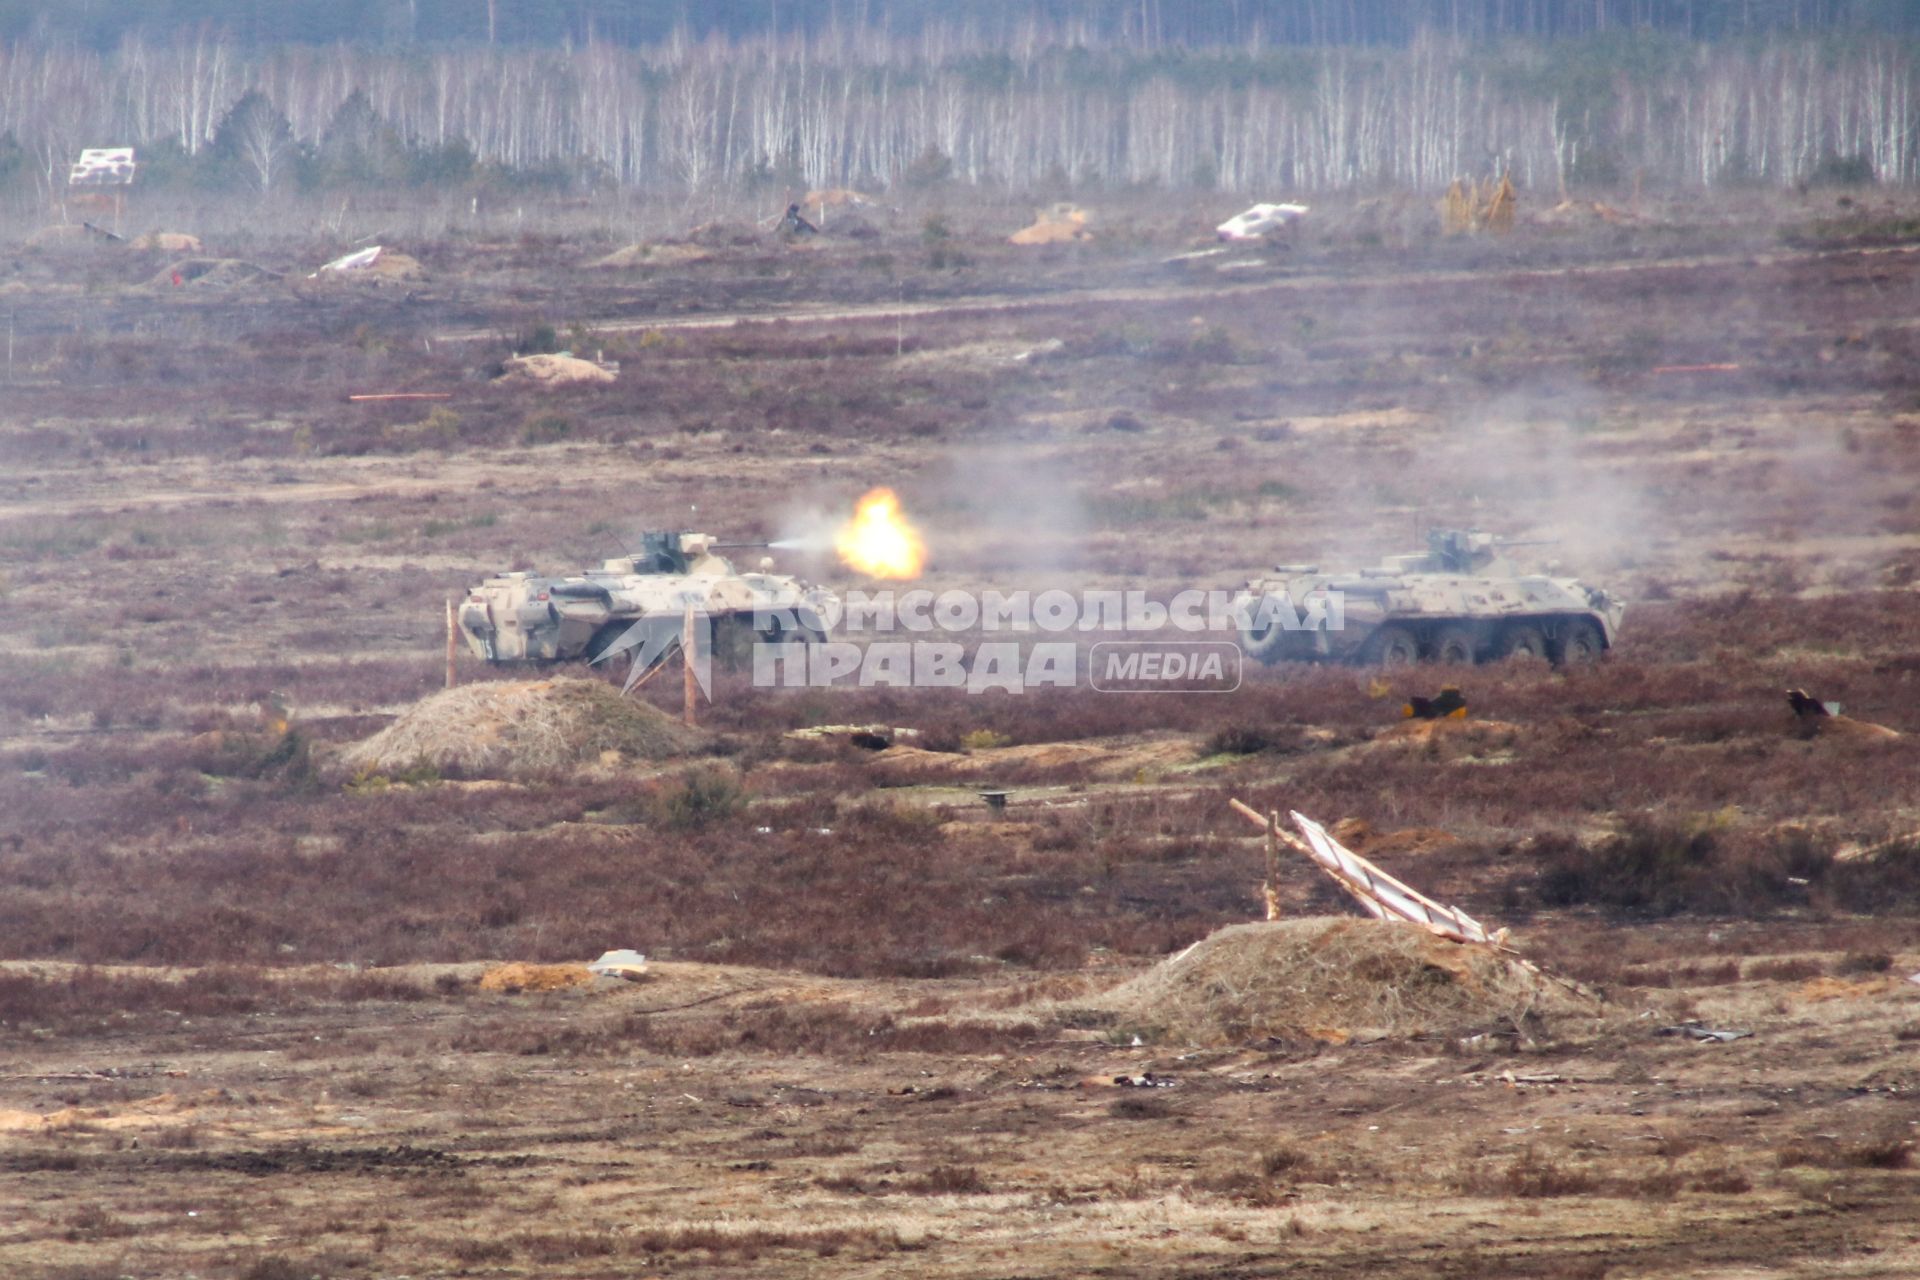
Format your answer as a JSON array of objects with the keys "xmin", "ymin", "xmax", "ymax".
[{"xmin": 433, "ymin": 243, "xmax": 1920, "ymax": 343}]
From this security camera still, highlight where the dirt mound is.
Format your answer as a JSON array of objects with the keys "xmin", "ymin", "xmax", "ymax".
[
  {"xmin": 592, "ymin": 241, "xmax": 710, "ymax": 269},
  {"xmin": 687, "ymin": 220, "xmax": 763, "ymax": 248},
  {"xmin": 132, "ymin": 231, "xmax": 202, "ymax": 252},
  {"xmin": 479, "ymin": 963, "xmax": 595, "ymax": 993},
  {"xmin": 1078, "ymin": 918, "xmax": 1576, "ymax": 1045},
  {"xmin": 149, "ymin": 258, "xmax": 275, "ymax": 290},
  {"xmin": 1329, "ymin": 818, "xmax": 1463, "ymax": 858},
  {"xmin": 1805, "ymin": 714, "xmax": 1901, "ymax": 742},
  {"xmin": 22, "ymin": 224, "xmax": 113, "ymax": 251},
  {"xmin": 1010, "ymin": 203, "xmax": 1093, "ymax": 245},
  {"xmin": 338, "ymin": 678, "xmax": 703, "ymax": 779},
  {"xmin": 499, "ymin": 353, "xmax": 616, "ymax": 386},
  {"xmin": 311, "ymin": 246, "xmax": 425, "ymax": 283},
  {"xmin": 361, "ymin": 250, "xmax": 424, "ymax": 280}
]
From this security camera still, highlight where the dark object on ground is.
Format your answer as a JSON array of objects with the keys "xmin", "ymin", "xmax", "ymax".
[
  {"xmin": 781, "ymin": 204, "xmax": 819, "ymax": 235},
  {"xmin": 1404, "ymin": 686, "xmax": 1468, "ymax": 720},
  {"xmin": 1654, "ymin": 1022, "xmax": 1752, "ymax": 1043},
  {"xmin": 1787, "ymin": 688, "xmax": 1836, "ymax": 717}
]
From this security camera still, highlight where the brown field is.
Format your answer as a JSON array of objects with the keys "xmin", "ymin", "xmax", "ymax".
[{"xmin": 3, "ymin": 189, "xmax": 1919, "ymax": 1279}]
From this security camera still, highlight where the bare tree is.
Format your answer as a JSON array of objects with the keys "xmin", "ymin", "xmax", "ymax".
[{"xmin": 213, "ymin": 90, "xmax": 297, "ymax": 194}]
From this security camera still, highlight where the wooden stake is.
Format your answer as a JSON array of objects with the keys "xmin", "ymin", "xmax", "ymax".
[
  {"xmin": 444, "ymin": 597, "xmax": 458, "ymax": 689},
  {"xmin": 1264, "ymin": 808, "xmax": 1282, "ymax": 921},
  {"xmin": 681, "ymin": 604, "xmax": 697, "ymax": 728},
  {"xmin": 1230, "ymin": 798, "xmax": 1285, "ymax": 920}
]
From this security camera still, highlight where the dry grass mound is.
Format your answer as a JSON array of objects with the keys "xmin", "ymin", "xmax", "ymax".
[
  {"xmin": 148, "ymin": 258, "xmax": 276, "ymax": 290},
  {"xmin": 23, "ymin": 224, "xmax": 103, "ymax": 250},
  {"xmin": 1807, "ymin": 714, "xmax": 1901, "ymax": 742},
  {"xmin": 339, "ymin": 678, "xmax": 704, "ymax": 779},
  {"xmin": 687, "ymin": 219, "xmax": 763, "ymax": 247},
  {"xmin": 1078, "ymin": 918, "xmax": 1580, "ymax": 1045},
  {"xmin": 499, "ymin": 353, "xmax": 617, "ymax": 386}
]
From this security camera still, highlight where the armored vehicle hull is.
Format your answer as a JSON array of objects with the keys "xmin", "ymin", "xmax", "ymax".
[
  {"xmin": 459, "ymin": 532, "xmax": 833, "ymax": 667},
  {"xmin": 1234, "ymin": 529, "xmax": 1623, "ymax": 668}
]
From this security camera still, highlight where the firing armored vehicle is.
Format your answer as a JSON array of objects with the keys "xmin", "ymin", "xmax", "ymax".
[
  {"xmin": 459, "ymin": 531, "xmax": 835, "ymax": 667},
  {"xmin": 1234, "ymin": 529, "xmax": 1623, "ymax": 667}
]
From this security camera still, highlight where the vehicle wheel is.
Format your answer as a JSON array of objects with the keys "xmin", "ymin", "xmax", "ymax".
[
  {"xmin": 1360, "ymin": 625, "xmax": 1420, "ymax": 668},
  {"xmin": 584, "ymin": 623, "xmax": 631, "ymax": 664},
  {"xmin": 1430, "ymin": 625, "xmax": 1478, "ymax": 665},
  {"xmin": 1557, "ymin": 618, "xmax": 1606, "ymax": 666},
  {"xmin": 1238, "ymin": 596, "xmax": 1291, "ymax": 665},
  {"xmin": 1497, "ymin": 623, "xmax": 1549, "ymax": 662},
  {"xmin": 712, "ymin": 616, "xmax": 765, "ymax": 669}
]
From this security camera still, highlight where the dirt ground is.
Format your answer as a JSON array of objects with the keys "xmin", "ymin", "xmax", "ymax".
[{"xmin": 2, "ymin": 190, "xmax": 1919, "ymax": 1278}]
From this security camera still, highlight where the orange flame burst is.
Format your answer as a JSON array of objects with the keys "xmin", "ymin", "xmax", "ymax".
[{"xmin": 835, "ymin": 487, "xmax": 925, "ymax": 579}]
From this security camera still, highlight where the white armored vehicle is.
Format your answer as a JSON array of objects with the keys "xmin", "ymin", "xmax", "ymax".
[
  {"xmin": 1235, "ymin": 529, "xmax": 1624, "ymax": 667},
  {"xmin": 459, "ymin": 531, "xmax": 834, "ymax": 666}
]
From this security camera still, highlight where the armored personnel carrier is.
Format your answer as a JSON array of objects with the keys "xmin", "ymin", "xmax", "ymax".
[
  {"xmin": 1234, "ymin": 529, "xmax": 1623, "ymax": 667},
  {"xmin": 458, "ymin": 531, "xmax": 835, "ymax": 667}
]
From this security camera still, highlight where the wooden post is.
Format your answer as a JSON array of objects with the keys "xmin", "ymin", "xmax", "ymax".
[
  {"xmin": 1230, "ymin": 797, "xmax": 1285, "ymax": 921},
  {"xmin": 1264, "ymin": 809, "xmax": 1282, "ymax": 921},
  {"xmin": 681, "ymin": 604, "xmax": 697, "ymax": 727},
  {"xmin": 444, "ymin": 597, "xmax": 457, "ymax": 690}
]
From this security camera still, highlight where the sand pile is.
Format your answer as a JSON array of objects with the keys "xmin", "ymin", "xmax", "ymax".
[
  {"xmin": 339, "ymin": 678, "xmax": 703, "ymax": 779},
  {"xmin": 1804, "ymin": 714, "xmax": 1900, "ymax": 742},
  {"xmin": 364, "ymin": 250, "xmax": 424, "ymax": 280},
  {"xmin": 133, "ymin": 231, "xmax": 203, "ymax": 252},
  {"xmin": 1077, "ymin": 918, "xmax": 1578, "ymax": 1045},
  {"xmin": 1328, "ymin": 818, "xmax": 1463, "ymax": 858},
  {"xmin": 479, "ymin": 963, "xmax": 594, "ymax": 993},
  {"xmin": 499, "ymin": 353, "xmax": 617, "ymax": 387},
  {"xmin": 1010, "ymin": 203, "xmax": 1093, "ymax": 245}
]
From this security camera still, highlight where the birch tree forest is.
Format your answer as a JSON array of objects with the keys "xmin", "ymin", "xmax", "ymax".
[{"xmin": 0, "ymin": 24, "xmax": 1913, "ymax": 200}]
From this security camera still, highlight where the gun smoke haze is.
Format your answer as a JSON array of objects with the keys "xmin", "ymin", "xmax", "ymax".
[
  {"xmin": 1443, "ymin": 384, "xmax": 1665, "ymax": 583},
  {"xmin": 925, "ymin": 441, "xmax": 1094, "ymax": 582}
]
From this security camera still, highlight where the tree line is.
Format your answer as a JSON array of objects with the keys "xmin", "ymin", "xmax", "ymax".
[
  {"xmin": 2, "ymin": 0, "xmax": 1915, "ymax": 50},
  {"xmin": 0, "ymin": 29, "xmax": 1912, "ymax": 200}
]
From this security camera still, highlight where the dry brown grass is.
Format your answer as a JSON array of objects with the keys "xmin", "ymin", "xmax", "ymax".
[{"xmin": 476, "ymin": 962, "xmax": 595, "ymax": 993}]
